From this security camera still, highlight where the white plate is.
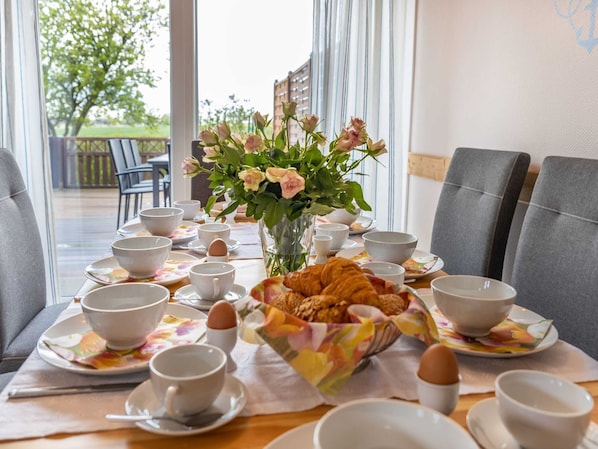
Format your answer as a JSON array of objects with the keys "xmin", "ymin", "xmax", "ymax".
[
  {"xmin": 265, "ymin": 421, "xmax": 317, "ymax": 449},
  {"xmin": 85, "ymin": 252, "xmax": 199, "ymax": 286},
  {"xmin": 117, "ymin": 221, "xmax": 199, "ymax": 244},
  {"xmin": 467, "ymin": 398, "xmax": 598, "ymax": 449},
  {"xmin": 328, "ymin": 239, "xmax": 358, "ymax": 255},
  {"xmin": 174, "ymin": 284, "xmax": 248, "ymax": 311},
  {"xmin": 335, "ymin": 247, "xmax": 444, "ymax": 279},
  {"xmin": 188, "ymin": 239, "xmax": 241, "ymax": 255},
  {"xmin": 37, "ymin": 303, "xmax": 207, "ymax": 376},
  {"xmin": 125, "ymin": 375, "xmax": 248, "ymax": 436},
  {"xmin": 420, "ymin": 293, "xmax": 559, "ymax": 358},
  {"xmin": 348, "ymin": 216, "xmax": 376, "ymax": 235}
]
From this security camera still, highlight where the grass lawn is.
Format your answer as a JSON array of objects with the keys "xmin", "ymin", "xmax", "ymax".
[{"xmin": 77, "ymin": 124, "xmax": 170, "ymax": 138}]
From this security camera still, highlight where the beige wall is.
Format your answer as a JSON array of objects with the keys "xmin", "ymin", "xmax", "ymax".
[{"xmin": 407, "ymin": 0, "xmax": 598, "ymax": 267}]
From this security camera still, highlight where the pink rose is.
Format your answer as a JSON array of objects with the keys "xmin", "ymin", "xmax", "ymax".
[
  {"xmin": 350, "ymin": 117, "xmax": 366, "ymax": 131},
  {"xmin": 216, "ymin": 122, "xmax": 231, "ymax": 140},
  {"xmin": 181, "ymin": 156, "xmax": 201, "ymax": 178},
  {"xmin": 253, "ymin": 112, "xmax": 267, "ymax": 130},
  {"xmin": 300, "ymin": 114, "xmax": 319, "ymax": 133},
  {"xmin": 332, "ymin": 128, "xmax": 362, "ymax": 152},
  {"xmin": 202, "ymin": 146, "xmax": 220, "ymax": 162},
  {"xmin": 199, "ymin": 129, "xmax": 218, "ymax": 145},
  {"xmin": 244, "ymin": 134, "xmax": 263, "ymax": 153},
  {"xmin": 369, "ymin": 138, "xmax": 387, "ymax": 156},
  {"xmin": 279, "ymin": 170, "xmax": 305, "ymax": 199},
  {"xmin": 238, "ymin": 168, "xmax": 265, "ymax": 192}
]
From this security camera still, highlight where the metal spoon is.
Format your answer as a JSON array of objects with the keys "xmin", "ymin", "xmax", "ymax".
[{"xmin": 106, "ymin": 412, "xmax": 223, "ymax": 430}]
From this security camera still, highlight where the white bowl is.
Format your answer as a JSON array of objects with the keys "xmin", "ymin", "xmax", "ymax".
[
  {"xmin": 361, "ymin": 261, "xmax": 405, "ymax": 286},
  {"xmin": 431, "ymin": 275, "xmax": 516, "ymax": 337},
  {"xmin": 362, "ymin": 231, "xmax": 417, "ymax": 264},
  {"xmin": 81, "ymin": 283, "xmax": 169, "ymax": 350},
  {"xmin": 496, "ymin": 370, "xmax": 594, "ymax": 449},
  {"xmin": 111, "ymin": 236, "xmax": 172, "ymax": 279},
  {"xmin": 313, "ymin": 398, "xmax": 478, "ymax": 449},
  {"xmin": 139, "ymin": 207, "xmax": 184, "ymax": 237},
  {"xmin": 325, "ymin": 208, "xmax": 360, "ymax": 226},
  {"xmin": 315, "ymin": 223, "xmax": 349, "ymax": 251}
]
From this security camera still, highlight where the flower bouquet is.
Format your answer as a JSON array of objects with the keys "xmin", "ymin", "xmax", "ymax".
[{"xmin": 182, "ymin": 101, "xmax": 387, "ymax": 275}]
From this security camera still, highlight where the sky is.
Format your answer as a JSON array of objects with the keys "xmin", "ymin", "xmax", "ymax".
[{"xmin": 142, "ymin": 0, "xmax": 313, "ymax": 118}]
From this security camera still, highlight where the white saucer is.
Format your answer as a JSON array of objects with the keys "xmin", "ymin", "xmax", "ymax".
[
  {"xmin": 188, "ymin": 239, "xmax": 241, "ymax": 255},
  {"xmin": 174, "ymin": 284, "xmax": 247, "ymax": 311},
  {"xmin": 85, "ymin": 252, "xmax": 199, "ymax": 286},
  {"xmin": 37, "ymin": 303, "xmax": 207, "ymax": 376},
  {"xmin": 349, "ymin": 216, "xmax": 376, "ymax": 235},
  {"xmin": 467, "ymin": 398, "xmax": 598, "ymax": 449},
  {"xmin": 328, "ymin": 239, "xmax": 358, "ymax": 255},
  {"xmin": 265, "ymin": 421, "xmax": 317, "ymax": 449},
  {"xmin": 117, "ymin": 221, "xmax": 199, "ymax": 244},
  {"xmin": 334, "ymin": 247, "xmax": 444, "ymax": 279},
  {"xmin": 125, "ymin": 375, "xmax": 248, "ymax": 436},
  {"xmin": 420, "ymin": 292, "xmax": 559, "ymax": 358}
]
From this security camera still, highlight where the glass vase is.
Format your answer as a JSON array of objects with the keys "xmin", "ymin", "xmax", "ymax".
[{"xmin": 258, "ymin": 214, "xmax": 315, "ymax": 277}]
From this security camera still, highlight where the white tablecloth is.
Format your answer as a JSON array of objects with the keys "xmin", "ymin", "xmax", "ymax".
[{"xmin": 2, "ymin": 287, "xmax": 598, "ymax": 441}]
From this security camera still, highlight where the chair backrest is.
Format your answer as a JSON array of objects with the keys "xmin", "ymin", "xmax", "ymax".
[
  {"xmin": 191, "ymin": 140, "xmax": 219, "ymax": 205},
  {"xmin": 108, "ymin": 139, "xmax": 132, "ymax": 192},
  {"xmin": 511, "ymin": 156, "xmax": 598, "ymax": 360},
  {"xmin": 120, "ymin": 139, "xmax": 143, "ymax": 185},
  {"xmin": 0, "ymin": 148, "xmax": 47, "ymax": 356},
  {"xmin": 430, "ymin": 147, "xmax": 530, "ymax": 280}
]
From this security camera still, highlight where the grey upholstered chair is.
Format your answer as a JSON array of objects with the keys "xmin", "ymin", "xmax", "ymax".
[
  {"xmin": 511, "ymin": 156, "xmax": 598, "ymax": 360},
  {"xmin": 0, "ymin": 148, "xmax": 67, "ymax": 390},
  {"xmin": 430, "ymin": 148, "xmax": 530, "ymax": 280}
]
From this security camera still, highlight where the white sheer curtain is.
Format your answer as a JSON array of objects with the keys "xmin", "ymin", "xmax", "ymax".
[
  {"xmin": 311, "ymin": 0, "xmax": 415, "ymax": 231},
  {"xmin": 0, "ymin": 0, "xmax": 59, "ymax": 303}
]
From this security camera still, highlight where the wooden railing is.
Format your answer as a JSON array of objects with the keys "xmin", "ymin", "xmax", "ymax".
[{"xmin": 49, "ymin": 137, "xmax": 169, "ymax": 189}]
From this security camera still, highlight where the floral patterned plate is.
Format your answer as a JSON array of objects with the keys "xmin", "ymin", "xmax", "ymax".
[
  {"xmin": 85, "ymin": 252, "xmax": 199, "ymax": 286},
  {"xmin": 117, "ymin": 221, "xmax": 199, "ymax": 244},
  {"xmin": 36, "ymin": 303, "xmax": 207, "ymax": 375}
]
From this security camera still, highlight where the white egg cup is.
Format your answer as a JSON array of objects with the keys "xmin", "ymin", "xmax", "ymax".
[
  {"xmin": 416, "ymin": 374, "xmax": 461, "ymax": 415},
  {"xmin": 205, "ymin": 325, "xmax": 238, "ymax": 372},
  {"xmin": 313, "ymin": 235, "xmax": 332, "ymax": 264}
]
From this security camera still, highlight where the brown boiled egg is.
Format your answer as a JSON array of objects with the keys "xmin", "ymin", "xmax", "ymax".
[
  {"xmin": 207, "ymin": 300, "xmax": 237, "ymax": 330},
  {"xmin": 208, "ymin": 238, "xmax": 228, "ymax": 257},
  {"xmin": 417, "ymin": 343, "xmax": 459, "ymax": 385}
]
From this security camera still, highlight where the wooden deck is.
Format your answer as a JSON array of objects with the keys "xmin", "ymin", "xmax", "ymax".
[{"xmin": 52, "ymin": 188, "xmax": 157, "ymax": 298}]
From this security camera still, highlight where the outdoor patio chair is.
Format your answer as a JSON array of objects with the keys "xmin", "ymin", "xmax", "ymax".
[
  {"xmin": 510, "ymin": 156, "xmax": 598, "ymax": 360},
  {"xmin": 121, "ymin": 139, "xmax": 170, "ymax": 205},
  {"xmin": 0, "ymin": 148, "xmax": 68, "ymax": 388},
  {"xmin": 430, "ymin": 147, "xmax": 530, "ymax": 280},
  {"xmin": 108, "ymin": 139, "xmax": 165, "ymax": 228}
]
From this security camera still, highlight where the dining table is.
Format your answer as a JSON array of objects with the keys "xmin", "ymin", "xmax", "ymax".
[
  {"xmin": 146, "ymin": 153, "xmax": 169, "ymax": 207},
  {"xmin": 2, "ymin": 219, "xmax": 598, "ymax": 448}
]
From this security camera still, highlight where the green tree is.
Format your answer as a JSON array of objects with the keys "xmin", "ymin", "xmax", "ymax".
[
  {"xmin": 39, "ymin": 0, "xmax": 167, "ymax": 137},
  {"xmin": 199, "ymin": 95, "xmax": 256, "ymax": 134}
]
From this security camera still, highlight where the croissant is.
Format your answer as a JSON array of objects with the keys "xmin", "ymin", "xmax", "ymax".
[
  {"xmin": 321, "ymin": 271, "xmax": 380, "ymax": 306},
  {"xmin": 320, "ymin": 257, "xmax": 364, "ymax": 286},
  {"xmin": 283, "ymin": 264, "xmax": 324, "ymax": 297}
]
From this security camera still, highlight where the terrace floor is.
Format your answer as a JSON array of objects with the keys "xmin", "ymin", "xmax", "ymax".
[{"xmin": 52, "ymin": 188, "xmax": 157, "ymax": 298}]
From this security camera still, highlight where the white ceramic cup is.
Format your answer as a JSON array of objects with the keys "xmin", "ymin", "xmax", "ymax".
[
  {"xmin": 150, "ymin": 344, "xmax": 227, "ymax": 417},
  {"xmin": 174, "ymin": 199, "xmax": 201, "ymax": 220},
  {"xmin": 198, "ymin": 223, "xmax": 231, "ymax": 248},
  {"xmin": 316, "ymin": 223, "xmax": 349, "ymax": 251},
  {"xmin": 496, "ymin": 370, "xmax": 594, "ymax": 449},
  {"xmin": 190, "ymin": 262, "xmax": 236, "ymax": 300},
  {"xmin": 361, "ymin": 261, "xmax": 405, "ymax": 286}
]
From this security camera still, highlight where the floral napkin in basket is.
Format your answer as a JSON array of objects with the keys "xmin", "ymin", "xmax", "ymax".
[
  {"xmin": 44, "ymin": 315, "xmax": 205, "ymax": 369},
  {"xmin": 236, "ymin": 278, "xmax": 438, "ymax": 395}
]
